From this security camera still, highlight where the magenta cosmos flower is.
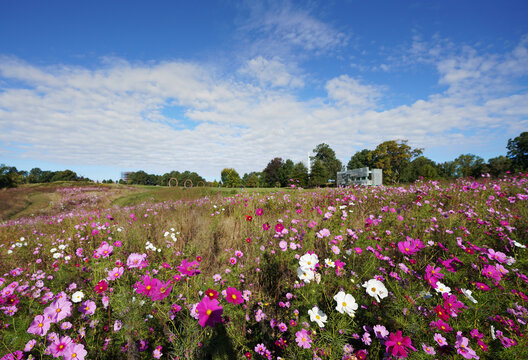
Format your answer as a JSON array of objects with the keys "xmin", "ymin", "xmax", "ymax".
[
  {"xmin": 135, "ymin": 275, "xmax": 161, "ymax": 297},
  {"xmin": 226, "ymin": 287, "xmax": 244, "ymax": 305},
  {"xmin": 149, "ymin": 280, "xmax": 173, "ymax": 301},
  {"xmin": 177, "ymin": 259, "xmax": 200, "ymax": 276},
  {"xmin": 27, "ymin": 314, "xmax": 52, "ymax": 336},
  {"xmin": 196, "ymin": 296, "xmax": 223, "ymax": 327},
  {"xmin": 385, "ymin": 330, "xmax": 416, "ymax": 358}
]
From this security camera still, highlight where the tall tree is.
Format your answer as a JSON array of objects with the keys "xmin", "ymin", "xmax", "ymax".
[
  {"xmin": 487, "ymin": 156, "xmax": 513, "ymax": 177},
  {"xmin": 347, "ymin": 149, "xmax": 374, "ymax": 170},
  {"xmin": 400, "ymin": 156, "xmax": 439, "ymax": 183},
  {"xmin": 263, "ymin": 157, "xmax": 285, "ymax": 187},
  {"xmin": 309, "ymin": 160, "xmax": 327, "ymax": 187},
  {"xmin": 221, "ymin": 168, "xmax": 241, "ymax": 188},
  {"xmin": 311, "ymin": 143, "xmax": 342, "ymax": 183},
  {"xmin": 291, "ymin": 162, "xmax": 309, "ymax": 188},
  {"xmin": 507, "ymin": 132, "xmax": 528, "ymax": 171},
  {"xmin": 370, "ymin": 140, "xmax": 423, "ymax": 184},
  {"xmin": 452, "ymin": 154, "xmax": 485, "ymax": 178}
]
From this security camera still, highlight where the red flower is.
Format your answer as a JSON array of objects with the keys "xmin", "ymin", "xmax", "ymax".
[
  {"xmin": 95, "ymin": 280, "xmax": 108, "ymax": 294},
  {"xmin": 245, "ymin": 215, "xmax": 253, "ymax": 222},
  {"xmin": 275, "ymin": 223, "xmax": 285, "ymax": 233},
  {"xmin": 205, "ymin": 288, "xmax": 219, "ymax": 300},
  {"xmin": 246, "ymin": 237, "xmax": 252, "ymax": 243}
]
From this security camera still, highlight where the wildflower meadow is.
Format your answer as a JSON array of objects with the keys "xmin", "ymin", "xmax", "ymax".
[{"xmin": 1, "ymin": 176, "xmax": 528, "ymax": 359}]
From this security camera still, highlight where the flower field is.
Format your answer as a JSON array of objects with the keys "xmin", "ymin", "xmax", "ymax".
[{"xmin": 1, "ymin": 176, "xmax": 528, "ymax": 360}]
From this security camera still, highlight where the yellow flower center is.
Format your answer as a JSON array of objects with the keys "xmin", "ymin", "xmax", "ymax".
[
  {"xmin": 38, "ymin": 323, "xmax": 43, "ymax": 327},
  {"xmin": 342, "ymin": 302, "xmax": 347, "ymax": 307},
  {"xmin": 146, "ymin": 285, "xmax": 151, "ymax": 290},
  {"xmin": 316, "ymin": 315, "xmax": 320, "ymax": 319},
  {"xmin": 371, "ymin": 287, "xmax": 376, "ymax": 292},
  {"xmin": 56, "ymin": 308, "xmax": 61, "ymax": 313},
  {"xmin": 232, "ymin": 294, "xmax": 237, "ymax": 300},
  {"xmin": 206, "ymin": 309, "xmax": 212, "ymax": 316}
]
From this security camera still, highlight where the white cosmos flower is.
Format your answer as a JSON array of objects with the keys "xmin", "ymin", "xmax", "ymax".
[
  {"xmin": 362, "ymin": 279, "xmax": 388, "ymax": 302},
  {"xmin": 308, "ymin": 306, "xmax": 328, "ymax": 328},
  {"xmin": 325, "ymin": 258, "xmax": 335, "ymax": 268},
  {"xmin": 53, "ymin": 252, "xmax": 62, "ymax": 259},
  {"xmin": 297, "ymin": 267, "xmax": 315, "ymax": 283},
  {"xmin": 71, "ymin": 291, "xmax": 85, "ymax": 303},
  {"xmin": 333, "ymin": 291, "xmax": 358, "ymax": 316},
  {"xmin": 299, "ymin": 253, "xmax": 318, "ymax": 271},
  {"xmin": 512, "ymin": 240, "xmax": 526, "ymax": 248},
  {"xmin": 434, "ymin": 281, "xmax": 451, "ymax": 295},
  {"xmin": 461, "ymin": 288, "xmax": 477, "ymax": 304}
]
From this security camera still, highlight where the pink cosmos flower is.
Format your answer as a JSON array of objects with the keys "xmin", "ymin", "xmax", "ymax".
[
  {"xmin": 196, "ymin": 296, "xmax": 223, "ymax": 328},
  {"xmin": 226, "ymin": 287, "xmax": 244, "ymax": 305},
  {"xmin": 295, "ymin": 329, "xmax": 312, "ymax": 349},
  {"xmin": 385, "ymin": 330, "xmax": 416, "ymax": 358},
  {"xmin": 127, "ymin": 253, "xmax": 147, "ymax": 269},
  {"xmin": 153, "ymin": 345, "xmax": 163, "ymax": 359},
  {"xmin": 95, "ymin": 243, "xmax": 113, "ymax": 258},
  {"xmin": 255, "ymin": 208, "xmax": 263, "ymax": 216},
  {"xmin": 275, "ymin": 223, "xmax": 285, "ymax": 233},
  {"xmin": 79, "ymin": 300, "xmax": 96, "ymax": 315},
  {"xmin": 422, "ymin": 343, "xmax": 436, "ymax": 355},
  {"xmin": 27, "ymin": 314, "xmax": 51, "ymax": 336},
  {"xmin": 63, "ymin": 343, "xmax": 87, "ymax": 360},
  {"xmin": 43, "ymin": 297, "xmax": 72, "ymax": 323},
  {"xmin": 482, "ymin": 264, "xmax": 502, "ymax": 284},
  {"xmin": 24, "ymin": 339, "xmax": 37, "ymax": 352},
  {"xmin": 48, "ymin": 336, "xmax": 72, "ymax": 357},
  {"xmin": 434, "ymin": 333, "xmax": 447, "ymax": 346},
  {"xmin": 107, "ymin": 267, "xmax": 124, "ymax": 281}
]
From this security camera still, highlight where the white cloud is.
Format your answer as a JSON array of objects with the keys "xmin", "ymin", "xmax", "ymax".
[
  {"xmin": 239, "ymin": 2, "xmax": 348, "ymax": 56},
  {"xmin": 325, "ymin": 75, "xmax": 382, "ymax": 111},
  {"xmin": 239, "ymin": 56, "xmax": 304, "ymax": 88},
  {"xmin": 0, "ymin": 36, "xmax": 527, "ymax": 180}
]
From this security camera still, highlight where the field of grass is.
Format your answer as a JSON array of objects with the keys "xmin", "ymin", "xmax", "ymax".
[{"xmin": 1, "ymin": 177, "xmax": 527, "ymax": 359}]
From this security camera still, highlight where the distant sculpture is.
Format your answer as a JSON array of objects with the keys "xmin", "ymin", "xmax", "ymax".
[
  {"xmin": 337, "ymin": 167, "xmax": 382, "ymax": 186},
  {"xmin": 168, "ymin": 178, "xmax": 178, "ymax": 187},
  {"xmin": 183, "ymin": 179, "xmax": 193, "ymax": 188}
]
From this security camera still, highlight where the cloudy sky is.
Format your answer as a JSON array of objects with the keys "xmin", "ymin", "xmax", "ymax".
[{"xmin": 1, "ymin": 0, "xmax": 527, "ymax": 181}]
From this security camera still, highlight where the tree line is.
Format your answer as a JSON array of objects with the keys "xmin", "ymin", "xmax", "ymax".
[
  {"xmin": 1, "ymin": 132, "xmax": 526, "ymax": 189},
  {"xmin": 220, "ymin": 131, "xmax": 528, "ymax": 187},
  {"xmin": 0, "ymin": 167, "xmax": 85, "ymax": 189}
]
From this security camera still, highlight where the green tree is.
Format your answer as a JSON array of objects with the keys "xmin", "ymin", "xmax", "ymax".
[
  {"xmin": 263, "ymin": 158, "xmax": 285, "ymax": 187},
  {"xmin": 452, "ymin": 154, "xmax": 485, "ymax": 178},
  {"xmin": 310, "ymin": 143, "xmax": 342, "ymax": 183},
  {"xmin": 309, "ymin": 160, "xmax": 327, "ymax": 187},
  {"xmin": 507, "ymin": 132, "xmax": 528, "ymax": 171},
  {"xmin": 245, "ymin": 173, "xmax": 260, "ymax": 188},
  {"xmin": 221, "ymin": 168, "xmax": 242, "ymax": 188},
  {"xmin": 291, "ymin": 161, "xmax": 309, "ymax": 188},
  {"xmin": 0, "ymin": 165, "xmax": 22, "ymax": 188},
  {"xmin": 279, "ymin": 159, "xmax": 295, "ymax": 187},
  {"xmin": 370, "ymin": 140, "xmax": 423, "ymax": 184},
  {"xmin": 487, "ymin": 156, "xmax": 513, "ymax": 177},
  {"xmin": 347, "ymin": 149, "xmax": 374, "ymax": 170},
  {"xmin": 400, "ymin": 156, "xmax": 439, "ymax": 183},
  {"xmin": 50, "ymin": 169, "xmax": 79, "ymax": 182},
  {"xmin": 27, "ymin": 168, "xmax": 43, "ymax": 183}
]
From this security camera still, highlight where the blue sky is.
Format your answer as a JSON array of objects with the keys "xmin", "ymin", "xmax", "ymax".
[{"xmin": 1, "ymin": 0, "xmax": 527, "ymax": 181}]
